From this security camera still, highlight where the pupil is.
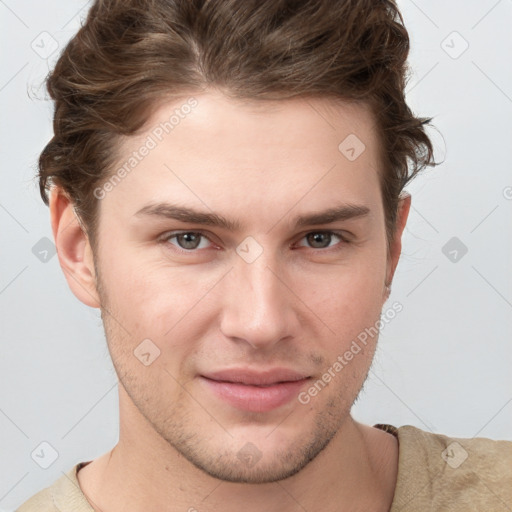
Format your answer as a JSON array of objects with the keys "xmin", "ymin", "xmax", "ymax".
[
  {"xmin": 178, "ymin": 233, "xmax": 200, "ymax": 249},
  {"xmin": 308, "ymin": 232, "xmax": 330, "ymax": 248}
]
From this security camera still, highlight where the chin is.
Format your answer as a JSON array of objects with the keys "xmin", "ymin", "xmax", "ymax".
[{"xmin": 162, "ymin": 415, "xmax": 338, "ymax": 484}]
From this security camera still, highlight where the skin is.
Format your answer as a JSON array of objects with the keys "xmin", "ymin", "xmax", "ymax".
[{"xmin": 51, "ymin": 90, "xmax": 410, "ymax": 512}]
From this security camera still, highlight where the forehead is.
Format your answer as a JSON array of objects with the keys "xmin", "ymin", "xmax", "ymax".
[
  {"xmin": 106, "ymin": 91, "xmax": 383, "ymax": 225},
  {"xmin": 144, "ymin": 91, "xmax": 377, "ymax": 148}
]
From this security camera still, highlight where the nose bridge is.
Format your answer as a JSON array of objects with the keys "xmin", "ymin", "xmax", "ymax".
[
  {"xmin": 219, "ymin": 248, "xmax": 294, "ymax": 348},
  {"xmin": 238, "ymin": 255, "xmax": 280, "ymax": 305}
]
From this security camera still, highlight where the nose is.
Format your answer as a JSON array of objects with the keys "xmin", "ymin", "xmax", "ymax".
[{"xmin": 219, "ymin": 255, "xmax": 298, "ymax": 350}]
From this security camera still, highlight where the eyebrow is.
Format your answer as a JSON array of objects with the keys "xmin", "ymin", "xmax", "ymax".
[
  {"xmin": 294, "ymin": 204, "xmax": 370, "ymax": 227},
  {"xmin": 134, "ymin": 203, "xmax": 241, "ymax": 231},
  {"xmin": 134, "ymin": 202, "xmax": 370, "ymax": 230}
]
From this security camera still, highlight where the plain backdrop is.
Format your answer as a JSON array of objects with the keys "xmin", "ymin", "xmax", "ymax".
[{"xmin": 1, "ymin": 0, "xmax": 511, "ymax": 509}]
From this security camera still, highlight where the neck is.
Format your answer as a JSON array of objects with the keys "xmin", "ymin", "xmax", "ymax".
[{"xmin": 78, "ymin": 389, "xmax": 398, "ymax": 512}]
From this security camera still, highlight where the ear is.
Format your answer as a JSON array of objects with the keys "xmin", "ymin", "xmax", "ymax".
[
  {"xmin": 384, "ymin": 192, "xmax": 411, "ymax": 299},
  {"xmin": 50, "ymin": 187, "xmax": 101, "ymax": 308}
]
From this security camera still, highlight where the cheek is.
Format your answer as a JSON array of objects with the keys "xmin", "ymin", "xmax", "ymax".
[
  {"xmin": 98, "ymin": 251, "xmax": 221, "ymax": 356},
  {"xmin": 98, "ymin": 234, "xmax": 386, "ymax": 352},
  {"xmin": 99, "ymin": 245, "xmax": 187, "ymax": 313},
  {"xmin": 294, "ymin": 256, "xmax": 386, "ymax": 333},
  {"xmin": 288, "ymin": 267, "xmax": 385, "ymax": 389}
]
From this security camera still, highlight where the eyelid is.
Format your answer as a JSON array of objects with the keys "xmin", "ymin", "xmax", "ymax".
[
  {"xmin": 159, "ymin": 230, "xmax": 217, "ymax": 251},
  {"xmin": 294, "ymin": 230, "xmax": 350, "ymax": 250},
  {"xmin": 158, "ymin": 229, "xmax": 350, "ymax": 253}
]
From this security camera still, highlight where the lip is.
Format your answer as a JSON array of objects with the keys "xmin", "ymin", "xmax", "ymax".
[{"xmin": 200, "ymin": 368, "xmax": 311, "ymax": 413}]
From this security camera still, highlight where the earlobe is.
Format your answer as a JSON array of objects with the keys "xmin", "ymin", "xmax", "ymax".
[
  {"xmin": 384, "ymin": 192, "xmax": 411, "ymax": 297},
  {"xmin": 49, "ymin": 187, "xmax": 101, "ymax": 308}
]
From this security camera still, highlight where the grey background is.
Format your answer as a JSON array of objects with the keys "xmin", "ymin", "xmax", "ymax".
[{"xmin": 1, "ymin": 0, "xmax": 511, "ymax": 509}]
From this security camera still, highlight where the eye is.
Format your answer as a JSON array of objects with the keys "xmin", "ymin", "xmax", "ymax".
[
  {"xmin": 297, "ymin": 231, "xmax": 346, "ymax": 249},
  {"xmin": 163, "ymin": 231, "xmax": 213, "ymax": 251}
]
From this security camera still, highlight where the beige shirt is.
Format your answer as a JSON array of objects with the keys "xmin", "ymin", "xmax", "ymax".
[{"xmin": 16, "ymin": 424, "xmax": 512, "ymax": 511}]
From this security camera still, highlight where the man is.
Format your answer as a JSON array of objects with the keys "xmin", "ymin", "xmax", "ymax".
[{"xmin": 18, "ymin": 0, "xmax": 512, "ymax": 510}]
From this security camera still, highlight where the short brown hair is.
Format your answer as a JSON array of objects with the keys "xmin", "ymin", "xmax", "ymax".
[{"xmin": 38, "ymin": 0, "xmax": 437, "ymax": 250}]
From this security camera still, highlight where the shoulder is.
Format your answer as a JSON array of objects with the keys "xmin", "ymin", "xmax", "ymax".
[
  {"xmin": 16, "ymin": 484, "xmax": 54, "ymax": 512},
  {"xmin": 16, "ymin": 463, "xmax": 94, "ymax": 512},
  {"xmin": 390, "ymin": 425, "xmax": 512, "ymax": 511}
]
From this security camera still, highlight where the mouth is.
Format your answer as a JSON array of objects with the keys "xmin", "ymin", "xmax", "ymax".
[{"xmin": 199, "ymin": 368, "xmax": 311, "ymax": 413}]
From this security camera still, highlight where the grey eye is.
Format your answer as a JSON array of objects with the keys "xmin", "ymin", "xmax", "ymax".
[
  {"xmin": 175, "ymin": 232, "xmax": 203, "ymax": 250},
  {"xmin": 305, "ymin": 232, "xmax": 334, "ymax": 248}
]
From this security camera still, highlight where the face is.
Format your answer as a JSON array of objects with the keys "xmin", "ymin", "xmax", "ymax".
[{"xmin": 86, "ymin": 91, "xmax": 401, "ymax": 483}]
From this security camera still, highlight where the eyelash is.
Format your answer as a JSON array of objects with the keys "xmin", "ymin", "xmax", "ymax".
[{"xmin": 159, "ymin": 230, "xmax": 350, "ymax": 254}]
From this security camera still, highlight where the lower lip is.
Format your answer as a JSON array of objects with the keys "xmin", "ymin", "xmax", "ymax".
[{"xmin": 200, "ymin": 377, "xmax": 309, "ymax": 413}]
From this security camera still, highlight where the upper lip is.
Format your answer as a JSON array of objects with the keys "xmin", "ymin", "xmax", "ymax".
[{"xmin": 201, "ymin": 368, "xmax": 310, "ymax": 386}]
